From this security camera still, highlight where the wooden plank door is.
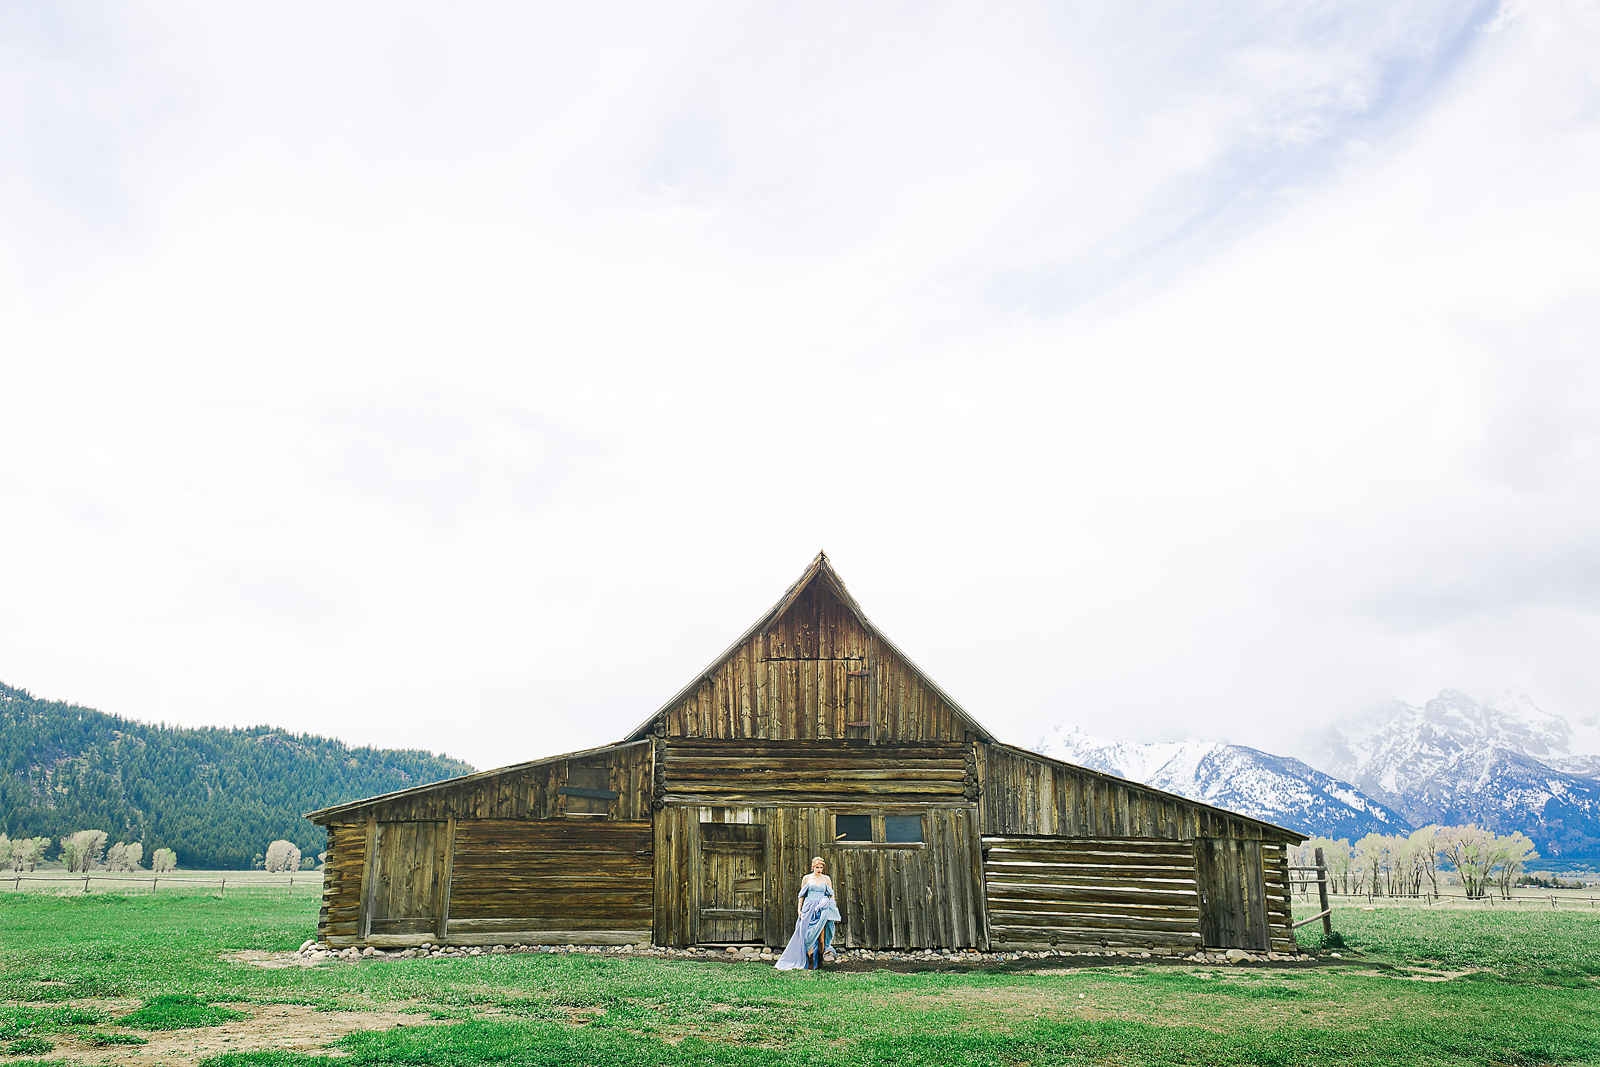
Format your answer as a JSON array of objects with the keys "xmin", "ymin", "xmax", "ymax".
[
  {"xmin": 699, "ymin": 824, "xmax": 765, "ymax": 943},
  {"xmin": 368, "ymin": 821, "xmax": 448, "ymax": 939},
  {"xmin": 1194, "ymin": 838, "xmax": 1269, "ymax": 950}
]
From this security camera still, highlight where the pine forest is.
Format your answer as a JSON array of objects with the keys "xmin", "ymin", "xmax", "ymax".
[{"xmin": 0, "ymin": 681, "xmax": 474, "ymax": 869}]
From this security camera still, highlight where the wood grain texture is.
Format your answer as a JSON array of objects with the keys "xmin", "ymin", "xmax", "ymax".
[
  {"xmin": 662, "ymin": 739, "xmax": 970, "ymax": 804},
  {"xmin": 977, "ymin": 743, "xmax": 1301, "ymax": 844},
  {"xmin": 983, "ymin": 836, "xmax": 1203, "ymax": 952},
  {"xmin": 447, "ymin": 819, "xmax": 653, "ymax": 939},
  {"xmin": 652, "ymin": 803, "xmax": 983, "ymax": 949},
  {"xmin": 317, "ymin": 821, "xmax": 368, "ymax": 946},
  {"xmin": 649, "ymin": 581, "xmax": 975, "ymax": 743},
  {"xmin": 1194, "ymin": 837, "xmax": 1270, "ymax": 950},
  {"xmin": 311, "ymin": 741, "xmax": 653, "ymax": 824}
]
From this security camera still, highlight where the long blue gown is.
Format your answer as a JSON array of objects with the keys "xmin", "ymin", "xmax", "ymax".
[{"xmin": 775, "ymin": 878, "xmax": 840, "ymax": 970}]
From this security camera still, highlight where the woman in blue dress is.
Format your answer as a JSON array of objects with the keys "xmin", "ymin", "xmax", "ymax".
[{"xmin": 775, "ymin": 856, "xmax": 841, "ymax": 970}]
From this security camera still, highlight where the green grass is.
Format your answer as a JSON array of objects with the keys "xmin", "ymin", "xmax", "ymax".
[
  {"xmin": 0, "ymin": 1005, "xmax": 106, "ymax": 1040},
  {"xmin": 2, "ymin": 1037, "xmax": 55, "ymax": 1055},
  {"xmin": 1, "ymin": 894, "xmax": 1598, "ymax": 1065},
  {"xmin": 1300, "ymin": 907, "xmax": 1600, "ymax": 987},
  {"xmin": 119, "ymin": 992, "xmax": 249, "ymax": 1030},
  {"xmin": 83, "ymin": 1031, "xmax": 148, "ymax": 1046}
]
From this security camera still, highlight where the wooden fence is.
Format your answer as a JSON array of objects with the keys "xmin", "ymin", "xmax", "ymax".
[{"xmin": 4, "ymin": 873, "xmax": 314, "ymax": 895}]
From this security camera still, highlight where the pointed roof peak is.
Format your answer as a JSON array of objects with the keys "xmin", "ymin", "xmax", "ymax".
[{"xmin": 623, "ymin": 553, "xmax": 994, "ymax": 743}]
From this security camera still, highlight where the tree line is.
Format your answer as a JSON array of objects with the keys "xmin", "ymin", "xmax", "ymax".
[
  {"xmin": 1292, "ymin": 824, "xmax": 1540, "ymax": 900},
  {"xmin": 0, "ymin": 681, "xmax": 472, "ymax": 869},
  {"xmin": 2, "ymin": 828, "xmax": 314, "ymax": 874}
]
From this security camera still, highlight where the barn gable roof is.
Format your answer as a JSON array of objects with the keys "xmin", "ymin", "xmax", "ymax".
[
  {"xmin": 303, "ymin": 738, "xmax": 647, "ymax": 823},
  {"xmin": 622, "ymin": 551, "xmax": 998, "ymax": 744},
  {"xmin": 984, "ymin": 741, "xmax": 1307, "ymax": 842}
]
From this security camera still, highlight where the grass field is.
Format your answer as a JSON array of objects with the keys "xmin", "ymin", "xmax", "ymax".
[{"xmin": 1, "ymin": 893, "xmax": 1598, "ymax": 1066}]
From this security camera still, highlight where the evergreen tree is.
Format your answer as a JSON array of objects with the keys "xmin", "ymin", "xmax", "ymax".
[{"xmin": 0, "ymin": 681, "xmax": 473, "ymax": 869}]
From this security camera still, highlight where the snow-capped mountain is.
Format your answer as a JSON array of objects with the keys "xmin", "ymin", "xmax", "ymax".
[
  {"xmin": 1034, "ymin": 727, "xmax": 1409, "ymax": 840},
  {"xmin": 1312, "ymin": 690, "xmax": 1600, "ymax": 861}
]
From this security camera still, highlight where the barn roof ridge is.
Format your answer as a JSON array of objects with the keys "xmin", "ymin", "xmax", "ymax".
[{"xmin": 620, "ymin": 551, "xmax": 999, "ymax": 744}]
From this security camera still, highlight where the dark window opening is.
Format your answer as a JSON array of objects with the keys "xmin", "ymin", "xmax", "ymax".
[
  {"xmin": 884, "ymin": 815, "xmax": 924, "ymax": 843},
  {"xmin": 835, "ymin": 815, "xmax": 872, "ymax": 841}
]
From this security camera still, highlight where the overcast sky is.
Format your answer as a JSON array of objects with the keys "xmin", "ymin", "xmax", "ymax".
[{"xmin": 3, "ymin": 1, "xmax": 1598, "ymax": 771}]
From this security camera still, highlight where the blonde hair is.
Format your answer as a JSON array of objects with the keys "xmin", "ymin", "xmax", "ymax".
[{"xmin": 809, "ymin": 856, "xmax": 826, "ymax": 870}]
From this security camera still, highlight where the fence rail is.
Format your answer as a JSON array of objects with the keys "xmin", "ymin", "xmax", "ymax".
[
  {"xmin": 4, "ymin": 872, "xmax": 317, "ymax": 895},
  {"xmin": 1290, "ymin": 884, "xmax": 1600, "ymax": 910}
]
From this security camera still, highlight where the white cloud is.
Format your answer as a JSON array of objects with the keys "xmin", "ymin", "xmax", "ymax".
[{"xmin": 1, "ymin": 1, "xmax": 1597, "ymax": 769}]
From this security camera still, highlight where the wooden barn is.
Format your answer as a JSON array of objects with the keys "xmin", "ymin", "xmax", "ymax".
[{"xmin": 307, "ymin": 553, "xmax": 1306, "ymax": 955}]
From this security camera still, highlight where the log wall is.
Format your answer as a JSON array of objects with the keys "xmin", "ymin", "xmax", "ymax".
[
  {"xmin": 983, "ymin": 836, "xmax": 1202, "ymax": 953},
  {"xmin": 313, "ymin": 743, "xmax": 654, "ymax": 947},
  {"xmin": 659, "ymin": 739, "xmax": 976, "ymax": 806},
  {"xmin": 319, "ymin": 820, "xmax": 368, "ymax": 947},
  {"xmin": 1264, "ymin": 841, "xmax": 1295, "ymax": 952},
  {"xmin": 443, "ymin": 820, "xmax": 653, "ymax": 946}
]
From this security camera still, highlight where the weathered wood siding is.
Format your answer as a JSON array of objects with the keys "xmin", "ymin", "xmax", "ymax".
[
  {"xmin": 977, "ymin": 743, "xmax": 1285, "ymax": 842},
  {"xmin": 1195, "ymin": 838, "xmax": 1269, "ymax": 950},
  {"xmin": 654, "ymin": 804, "xmax": 985, "ymax": 950},
  {"xmin": 319, "ymin": 820, "xmax": 368, "ymax": 947},
  {"xmin": 366, "ymin": 820, "xmax": 450, "ymax": 938},
  {"xmin": 659, "ymin": 739, "xmax": 976, "ymax": 805},
  {"xmin": 313, "ymin": 743, "xmax": 655, "ymax": 947},
  {"xmin": 983, "ymin": 837, "xmax": 1202, "ymax": 953},
  {"xmin": 443, "ymin": 820, "xmax": 653, "ymax": 946},
  {"xmin": 658, "ymin": 583, "xmax": 972, "ymax": 742},
  {"xmin": 327, "ymin": 741, "xmax": 652, "ymax": 823},
  {"xmin": 976, "ymin": 746, "xmax": 1303, "ymax": 953}
]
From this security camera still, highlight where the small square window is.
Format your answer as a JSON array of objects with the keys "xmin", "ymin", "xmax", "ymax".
[
  {"xmin": 884, "ymin": 816, "xmax": 923, "ymax": 843},
  {"xmin": 835, "ymin": 815, "xmax": 872, "ymax": 841}
]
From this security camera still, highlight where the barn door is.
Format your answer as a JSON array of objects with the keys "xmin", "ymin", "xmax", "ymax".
[
  {"xmin": 1194, "ymin": 839, "xmax": 1269, "ymax": 950},
  {"xmin": 365, "ymin": 821, "xmax": 448, "ymax": 939},
  {"xmin": 699, "ymin": 824, "xmax": 765, "ymax": 943}
]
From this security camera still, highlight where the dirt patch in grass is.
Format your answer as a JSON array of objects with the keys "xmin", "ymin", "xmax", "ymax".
[
  {"xmin": 1343, "ymin": 967, "xmax": 1481, "ymax": 982},
  {"xmin": 221, "ymin": 950, "xmax": 325, "ymax": 970},
  {"xmin": 34, "ymin": 1001, "xmax": 455, "ymax": 1066}
]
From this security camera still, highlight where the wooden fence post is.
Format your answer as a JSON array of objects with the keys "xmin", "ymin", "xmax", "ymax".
[
  {"xmin": 221, "ymin": 878, "xmax": 226, "ymax": 899},
  {"xmin": 83, "ymin": 874, "xmax": 91, "ymax": 895},
  {"xmin": 1314, "ymin": 847, "xmax": 1332, "ymax": 937}
]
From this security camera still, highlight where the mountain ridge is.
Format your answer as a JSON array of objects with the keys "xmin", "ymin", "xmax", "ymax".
[
  {"xmin": 1313, "ymin": 689, "xmax": 1600, "ymax": 861},
  {"xmin": 1035, "ymin": 689, "xmax": 1600, "ymax": 864},
  {"xmin": 0, "ymin": 680, "xmax": 475, "ymax": 869}
]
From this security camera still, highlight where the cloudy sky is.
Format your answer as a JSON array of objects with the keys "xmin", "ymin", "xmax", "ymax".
[{"xmin": 3, "ymin": 1, "xmax": 1598, "ymax": 770}]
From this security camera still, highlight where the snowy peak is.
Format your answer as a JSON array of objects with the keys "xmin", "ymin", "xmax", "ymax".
[
  {"xmin": 1319, "ymin": 689, "xmax": 1600, "ymax": 787},
  {"xmin": 1312, "ymin": 689, "xmax": 1600, "ymax": 861},
  {"xmin": 1034, "ymin": 726, "xmax": 1407, "ymax": 840}
]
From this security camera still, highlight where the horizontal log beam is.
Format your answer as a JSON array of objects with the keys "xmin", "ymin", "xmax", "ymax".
[{"xmin": 987, "ymin": 911, "xmax": 1200, "ymax": 932}]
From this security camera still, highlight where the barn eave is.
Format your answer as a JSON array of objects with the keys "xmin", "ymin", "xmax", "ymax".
[
  {"xmin": 985, "ymin": 741, "xmax": 1308, "ymax": 842},
  {"xmin": 302, "ymin": 738, "xmax": 647, "ymax": 824}
]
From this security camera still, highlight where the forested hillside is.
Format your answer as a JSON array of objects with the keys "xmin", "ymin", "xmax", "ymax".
[{"xmin": 0, "ymin": 681, "xmax": 474, "ymax": 869}]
